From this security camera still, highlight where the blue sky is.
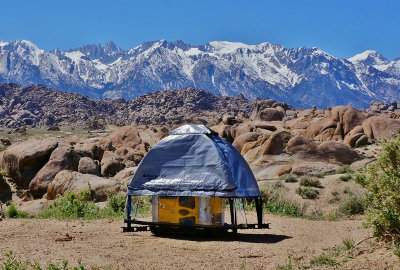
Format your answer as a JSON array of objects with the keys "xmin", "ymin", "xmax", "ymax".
[{"xmin": 0, "ymin": 0, "xmax": 399, "ymax": 58}]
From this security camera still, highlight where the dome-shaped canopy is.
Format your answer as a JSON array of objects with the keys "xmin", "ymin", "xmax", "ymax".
[{"xmin": 127, "ymin": 124, "xmax": 260, "ymax": 198}]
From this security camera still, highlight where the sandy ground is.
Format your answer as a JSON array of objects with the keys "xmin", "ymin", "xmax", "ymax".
[{"xmin": 1, "ymin": 216, "xmax": 398, "ymax": 270}]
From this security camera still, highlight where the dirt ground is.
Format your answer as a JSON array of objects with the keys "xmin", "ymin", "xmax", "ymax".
[{"xmin": 0, "ymin": 216, "xmax": 398, "ymax": 270}]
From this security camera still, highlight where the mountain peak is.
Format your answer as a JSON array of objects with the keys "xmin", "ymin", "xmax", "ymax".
[
  {"xmin": 348, "ymin": 50, "xmax": 387, "ymax": 65},
  {"xmin": 72, "ymin": 41, "xmax": 123, "ymax": 63}
]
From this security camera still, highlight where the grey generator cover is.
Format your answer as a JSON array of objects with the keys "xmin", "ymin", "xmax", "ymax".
[{"xmin": 127, "ymin": 124, "xmax": 261, "ymax": 197}]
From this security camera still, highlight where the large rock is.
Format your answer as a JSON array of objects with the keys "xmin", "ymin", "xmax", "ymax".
[
  {"xmin": 230, "ymin": 122, "xmax": 254, "ymax": 139},
  {"xmin": 362, "ymin": 116, "xmax": 400, "ymax": 140},
  {"xmin": 304, "ymin": 106, "xmax": 367, "ymax": 142},
  {"xmin": 344, "ymin": 125, "xmax": 367, "ymax": 148},
  {"xmin": 114, "ymin": 146, "xmax": 144, "ymax": 168},
  {"xmin": 100, "ymin": 126, "xmax": 144, "ymax": 151},
  {"xmin": 316, "ymin": 141, "xmax": 360, "ymax": 164},
  {"xmin": 78, "ymin": 157, "xmax": 100, "ymax": 175},
  {"xmin": 232, "ymin": 132, "xmax": 260, "ymax": 152},
  {"xmin": 293, "ymin": 140, "xmax": 361, "ymax": 165},
  {"xmin": 0, "ymin": 175, "xmax": 11, "ymax": 203},
  {"xmin": 286, "ymin": 136, "xmax": 317, "ymax": 154},
  {"xmin": 256, "ymin": 108, "xmax": 284, "ymax": 121},
  {"xmin": 0, "ymin": 139, "xmax": 58, "ymax": 188},
  {"xmin": 211, "ymin": 123, "xmax": 234, "ymax": 142},
  {"xmin": 113, "ymin": 166, "xmax": 138, "ymax": 191},
  {"xmin": 222, "ymin": 115, "xmax": 238, "ymax": 125},
  {"xmin": 47, "ymin": 170, "xmax": 121, "ymax": 201},
  {"xmin": 29, "ymin": 145, "xmax": 80, "ymax": 198},
  {"xmin": 329, "ymin": 106, "xmax": 366, "ymax": 135},
  {"xmin": 73, "ymin": 139, "xmax": 104, "ymax": 160},
  {"xmin": 250, "ymin": 100, "xmax": 288, "ymax": 121},
  {"xmin": 304, "ymin": 118, "xmax": 337, "ymax": 140},
  {"xmin": 101, "ymin": 151, "xmax": 125, "ymax": 177},
  {"xmin": 259, "ymin": 130, "xmax": 292, "ymax": 155}
]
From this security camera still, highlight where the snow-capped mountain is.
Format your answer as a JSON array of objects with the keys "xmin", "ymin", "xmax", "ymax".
[{"xmin": 0, "ymin": 39, "xmax": 399, "ymax": 107}]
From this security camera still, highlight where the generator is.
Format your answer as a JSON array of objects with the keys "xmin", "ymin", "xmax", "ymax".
[{"xmin": 152, "ymin": 196, "xmax": 224, "ymax": 226}]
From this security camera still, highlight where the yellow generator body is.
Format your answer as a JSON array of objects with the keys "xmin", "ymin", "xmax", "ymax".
[{"xmin": 152, "ymin": 196, "xmax": 225, "ymax": 226}]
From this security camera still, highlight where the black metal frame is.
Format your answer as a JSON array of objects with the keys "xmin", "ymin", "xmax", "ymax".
[{"xmin": 123, "ymin": 196, "xmax": 269, "ymax": 233}]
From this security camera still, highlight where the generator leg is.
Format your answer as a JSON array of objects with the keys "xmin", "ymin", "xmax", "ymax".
[
  {"xmin": 126, "ymin": 195, "xmax": 132, "ymax": 229},
  {"xmin": 229, "ymin": 199, "xmax": 237, "ymax": 234},
  {"xmin": 255, "ymin": 197, "xmax": 263, "ymax": 227}
]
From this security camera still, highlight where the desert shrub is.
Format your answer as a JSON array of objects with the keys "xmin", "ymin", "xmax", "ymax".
[
  {"xmin": 328, "ymin": 191, "xmax": 340, "ymax": 204},
  {"xmin": 338, "ymin": 195, "xmax": 365, "ymax": 216},
  {"xmin": 363, "ymin": 137, "xmax": 400, "ymax": 252},
  {"xmin": 353, "ymin": 172, "xmax": 367, "ymax": 186},
  {"xmin": 261, "ymin": 189, "xmax": 304, "ymax": 217},
  {"xmin": 338, "ymin": 173, "xmax": 352, "ymax": 182},
  {"xmin": 1, "ymin": 251, "xmax": 87, "ymax": 270},
  {"xmin": 5, "ymin": 203, "xmax": 28, "ymax": 218},
  {"xmin": 296, "ymin": 187, "xmax": 319, "ymax": 199},
  {"xmin": 336, "ymin": 165, "xmax": 353, "ymax": 174},
  {"xmin": 299, "ymin": 177, "xmax": 322, "ymax": 188},
  {"xmin": 325, "ymin": 210, "xmax": 340, "ymax": 221},
  {"xmin": 342, "ymin": 186, "xmax": 353, "ymax": 195},
  {"xmin": 276, "ymin": 257, "xmax": 295, "ymax": 270},
  {"xmin": 342, "ymin": 238, "xmax": 355, "ymax": 251},
  {"xmin": 309, "ymin": 253, "xmax": 339, "ymax": 267},
  {"xmin": 280, "ymin": 174, "xmax": 298, "ymax": 183},
  {"xmin": 394, "ymin": 243, "xmax": 400, "ymax": 258}
]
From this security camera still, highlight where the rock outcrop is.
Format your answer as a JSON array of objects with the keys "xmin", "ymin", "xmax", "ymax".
[
  {"xmin": 29, "ymin": 145, "xmax": 81, "ymax": 198},
  {"xmin": 78, "ymin": 157, "xmax": 100, "ymax": 175},
  {"xmin": 0, "ymin": 139, "xmax": 58, "ymax": 189}
]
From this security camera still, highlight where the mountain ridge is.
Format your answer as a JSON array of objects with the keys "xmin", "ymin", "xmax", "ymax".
[{"xmin": 1, "ymin": 39, "xmax": 399, "ymax": 108}]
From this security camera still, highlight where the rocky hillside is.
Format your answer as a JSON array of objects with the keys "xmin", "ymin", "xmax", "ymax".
[
  {"xmin": 1, "ymin": 96, "xmax": 400, "ymax": 216},
  {"xmin": 1, "ymin": 40, "xmax": 400, "ymax": 107},
  {"xmin": 0, "ymin": 83, "xmax": 252, "ymax": 128}
]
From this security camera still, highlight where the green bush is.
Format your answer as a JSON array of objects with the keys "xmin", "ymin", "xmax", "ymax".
[
  {"xmin": 281, "ymin": 174, "xmax": 298, "ymax": 183},
  {"xmin": 38, "ymin": 191, "xmax": 149, "ymax": 220},
  {"xmin": 338, "ymin": 195, "xmax": 365, "ymax": 216},
  {"xmin": 363, "ymin": 136, "xmax": 400, "ymax": 252},
  {"xmin": 299, "ymin": 177, "xmax": 322, "ymax": 188},
  {"xmin": 296, "ymin": 187, "xmax": 319, "ymax": 199},
  {"xmin": 5, "ymin": 204, "xmax": 28, "ymax": 218},
  {"xmin": 261, "ymin": 189, "xmax": 304, "ymax": 217},
  {"xmin": 353, "ymin": 172, "xmax": 367, "ymax": 186},
  {"xmin": 38, "ymin": 190, "xmax": 99, "ymax": 219},
  {"xmin": 338, "ymin": 174, "xmax": 352, "ymax": 182}
]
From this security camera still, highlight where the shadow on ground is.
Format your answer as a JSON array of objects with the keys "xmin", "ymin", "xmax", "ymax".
[{"xmin": 128, "ymin": 232, "xmax": 292, "ymax": 244}]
